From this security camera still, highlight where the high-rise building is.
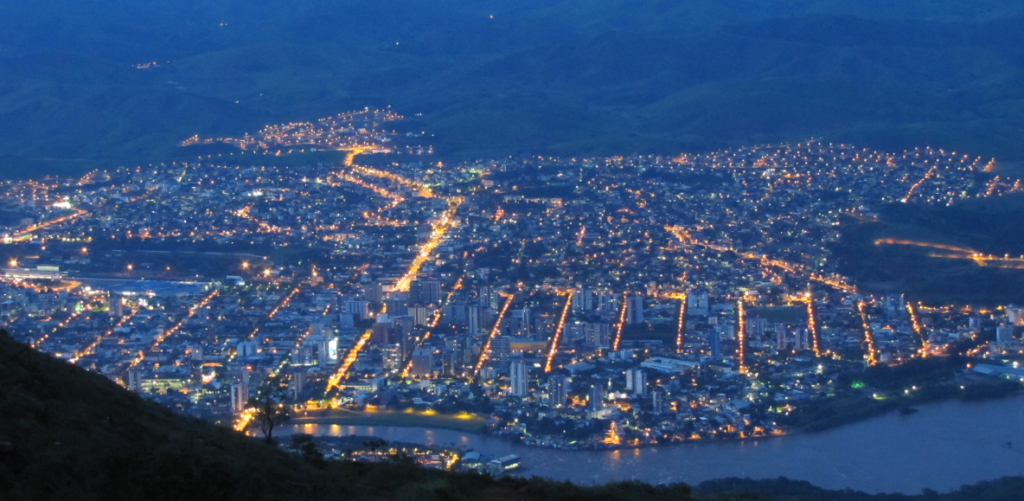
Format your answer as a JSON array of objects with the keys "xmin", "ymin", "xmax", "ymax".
[
  {"xmin": 236, "ymin": 340, "xmax": 259, "ymax": 359},
  {"xmin": 582, "ymin": 288, "xmax": 595, "ymax": 312},
  {"xmin": 382, "ymin": 344, "xmax": 403, "ymax": 372},
  {"xmin": 626, "ymin": 368, "xmax": 647, "ymax": 396},
  {"xmin": 548, "ymin": 375, "xmax": 569, "ymax": 407},
  {"xmin": 441, "ymin": 350, "xmax": 460, "ymax": 375},
  {"xmin": 627, "ymin": 295, "xmax": 644, "ymax": 324},
  {"xmin": 367, "ymin": 281, "xmax": 385, "ymax": 305},
  {"xmin": 651, "ymin": 388, "xmax": 664, "ymax": 414},
  {"xmin": 318, "ymin": 336, "xmax": 339, "ymax": 367},
  {"xmin": 371, "ymin": 322, "xmax": 393, "ymax": 345},
  {"xmin": 710, "ymin": 330, "xmax": 720, "ymax": 359},
  {"xmin": 510, "ymin": 360, "xmax": 528, "ymax": 397},
  {"xmin": 408, "ymin": 306, "xmax": 430, "ymax": 326},
  {"xmin": 411, "ymin": 279, "xmax": 442, "ymax": 305},
  {"xmin": 126, "ymin": 368, "xmax": 143, "ymax": 393},
  {"xmin": 338, "ymin": 313, "xmax": 355, "ymax": 330},
  {"xmin": 410, "ymin": 348, "xmax": 434, "ymax": 377},
  {"xmin": 589, "ymin": 385, "xmax": 603, "ymax": 411},
  {"xmin": 776, "ymin": 326, "xmax": 787, "ymax": 351},
  {"xmin": 688, "ymin": 290, "xmax": 710, "ymax": 316},
  {"xmin": 385, "ymin": 294, "xmax": 408, "ymax": 317},
  {"xmin": 1008, "ymin": 306, "xmax": 1024, "ymax": 327},
  {"xmin": 111, "ymin": 292, "xmax": 124, "ymax": 317},
  {"xmin": 467, "ymin": 303, "xmax": 481, "ymax": 334},
  {"xmin": 491, "ymin": 337, "xmax": 513, "ymax": 372},
  {"xmin": 996, "ymin": 323, "xmax": 1015, "ymax": 344},
  {"xmin": 345, "ymin": 300, "xmax": 370, "ymax": 320},
  {"xmin": 230, "ymin": 382, "xmax": 250, "ymax": 414},
  {"xmin": 747, "ymin": 317, "xmax": 767, "ymax": 337},
  {"xmin": 584, "ymin": 322, "xmax": 611, "ymax": 349},
  {"xmin": 291, "ymin": 372, "xmax": 305, "ymax": 400}
]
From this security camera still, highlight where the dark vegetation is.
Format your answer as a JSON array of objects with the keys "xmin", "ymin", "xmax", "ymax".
[
  {"xmin": 2, "ymin": 1, "xmax": 1024, "ymax": 176},
  {"xmin": 778, "ymin": 356, "xmax": 1023, "ymax": 432},
  {"xmin": 2, "ymin": 330, "xmax": 1024, "ymax": 500},
  {"xmin": 835, "ymin": 194, "xmax": 1024, "ymax": 305}
]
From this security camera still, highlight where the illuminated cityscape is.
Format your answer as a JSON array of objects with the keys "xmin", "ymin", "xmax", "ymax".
[{"xmin": 2, "ymin": 111, "xmax": 1023, "ymax": 451}]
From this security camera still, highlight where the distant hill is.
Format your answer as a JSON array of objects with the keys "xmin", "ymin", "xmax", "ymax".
[
  {"xmin": 0, "ymin": 1, "xmax": 1023, "ymax": 176},
  {"xmin": 2, "ymin": 330, "xmax": 1024, "ymax": 500}
]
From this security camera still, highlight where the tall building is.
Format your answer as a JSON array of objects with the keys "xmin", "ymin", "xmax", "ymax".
[
  {"xmin": 410, "ymin": 348, "xmax": 435, "ymax": 377},
  {"xmin": 747, "ymin": 317, "xmax": 767, "ymax": 337},
  {"xmin": 1008, "ymin": 306, "xmax": 1024, "ymax": 327},
  {"xmin": 236, "ymin": 340, "xmax": 259, "ymax": 359},
  {"xmin": 492, "ymin": 336, "xmax": 513, "ymax": 371},
  {"xmin": 408, "ymin": 306, "xmax": 430, "ymax": 326},
  {"xmin": 688, "ymin": 290, "xmax": 710, "ymax": 316},
  {"xmin": 651, "ymin": 388, "xmax": 664, "ymax": 414},
  {"xmin": 776, "ymin": 326, "xmax": 787, "ymax": 351},
  {"xmin": 338, "ymin": 313, "xmax": 355, "ymax": 330},
  {"xmin": 111, "ymin": 292, "xmax": 124, "ymax": 317},
  {"xmin": 366, "ymin": 281, "xmax": 384, "ymax": 305},
  {"xmin": 345, "ymin": 300, "xmax": 370, "ymax": 320},
  {"xmin": 582, "ymin": 288, "xmax": 595, "ymax": 312},
  {"xmin": 584, "ymin": 322, "xmax": 611, "ymax": 349},
  {"xmin": 371, "ymin": 322, "xmax": 393, "ymax": 345},
  {"xmin": 548, "ymin": 375, "xmax": 568, "ymax": 408},
  {"xmin": 290, "ymin": 372, "xmax": 306, "ymax": 400},
  {"xmin": 996, "ymin": 324, "xmax": 1015, "ymax": 344},
  {"xmin": 510, "ymin": 360, "xmax": 528, "ymax": 397},
  {"xmin": 627, "ymin": 295, "xmax": 644, "ymax": 324},
  {"xmin": 230, "ymin": 382, "xmax": 250, "ymax": 414},
  {"xmin": 385, "ymin": 294, "xmax": 408, "ymax": 317},
  {"xmin": 411, "ymin": 279, "xmax": 442, "ymax": 305},
  {"xmin": 467, "ymin": 303, "xmax": 481, "ymax": 334},
  {"xmin": 626, "ymin": 368, "xmax": 647, "ymax": 396},
  {"xmin": 126, "ymin": 368, "xmax": 143, "ymax": 393},
  {"xmin": 588, "ymin": 385, "xmax": 603, "ymax": 411},
  {"xmin": 710, "ymin": 330, "xmax": 720, "ymax": 359},
  {"xmin": 318, "ymin": 336, "xmax": 339, "ymax": 367}
]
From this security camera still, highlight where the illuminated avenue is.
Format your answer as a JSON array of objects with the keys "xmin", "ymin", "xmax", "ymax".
[{"xmin": 2, "ymin": 110, "xmax": 1024, "ymax": 450}]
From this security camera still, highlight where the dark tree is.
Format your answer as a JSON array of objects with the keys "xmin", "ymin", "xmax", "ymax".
[{"xmin": 247, "ymin": 387, "xmax": 290, "ymax": 444}]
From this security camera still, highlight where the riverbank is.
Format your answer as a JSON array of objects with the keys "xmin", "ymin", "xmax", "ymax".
[
  {"xmin": 291, "ymin": 409, "xmax": 489, "ymax": 435},
  {"xmin": 294, "ymin": 376, "xmax": 1023, "ymax": 453},
  {"xmin": 282, "ymin": 395, "xmax": 1024, "ymax": 494}
]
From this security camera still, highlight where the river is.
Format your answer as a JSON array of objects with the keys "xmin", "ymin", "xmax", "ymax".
[{"xmin": 280, "ymin": 396, "xmax": 1024, "ymax": 494}]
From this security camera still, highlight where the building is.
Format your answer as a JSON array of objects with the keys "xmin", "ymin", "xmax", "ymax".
[
  {"xmin": 510, "ymin": 360, "xmax": 528, "ymax": 397},
  {"xmin": 1008, "ymin": 306, "xmax": 1024, "ymax": 327},
  {"xmin": 626, "ymin": 368, "xmax": 647, "ymax": 396},
  {"xmin": 410, "ymin": 348, "xmax": 435, "ymax": 377},
  {"xmin": 491, "ymin": 336, "xmax": 513, "ymax": 371},
  {"xmin": 688, "ymin": 290, "xmax": 710, "ymax": 316},
  {"xmin": 588, "ymin": 385, "xmax": 603, "ymax": 411},
  {"xmin": 627, "ymin": 295, "xmax": 644, "ymax": 324},
  {"xmin": 318, "ymin": 336, "xmax": 339, "ymax": 367},
  {"xmin": 410, "ymin": 279, "xmax": 442, "ymax": 305},
  {"xmin": 467, "ymin": 303, "xmax": 481, "ymax": 334},
  {"xmin": 996, "ymin": 324, "xmax": 1015, "ymax": 344},
  {"xmin": 126, "ymin": 368, "xmax": 143, "ymax": 393},
  {"xmin": 548, "ymin": 375, "xmax": 568, "ymax": 407},
  {"xmin": 230, "ymin": 382, "xmax": 250, "ymax": 414},
  {"xmin": 345, "ymin": 300, "xmax": 370, "ymax": 320}
]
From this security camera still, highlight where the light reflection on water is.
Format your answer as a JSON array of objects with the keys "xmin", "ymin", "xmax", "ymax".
[{"xmin": 281, "ymin": 396, "xmax": 1024, "ymax": 494}]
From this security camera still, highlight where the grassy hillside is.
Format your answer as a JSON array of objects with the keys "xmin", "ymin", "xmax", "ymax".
[{"xmin": 1, "ymin": 1, "xmax": 1024, "ymax": 176}]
